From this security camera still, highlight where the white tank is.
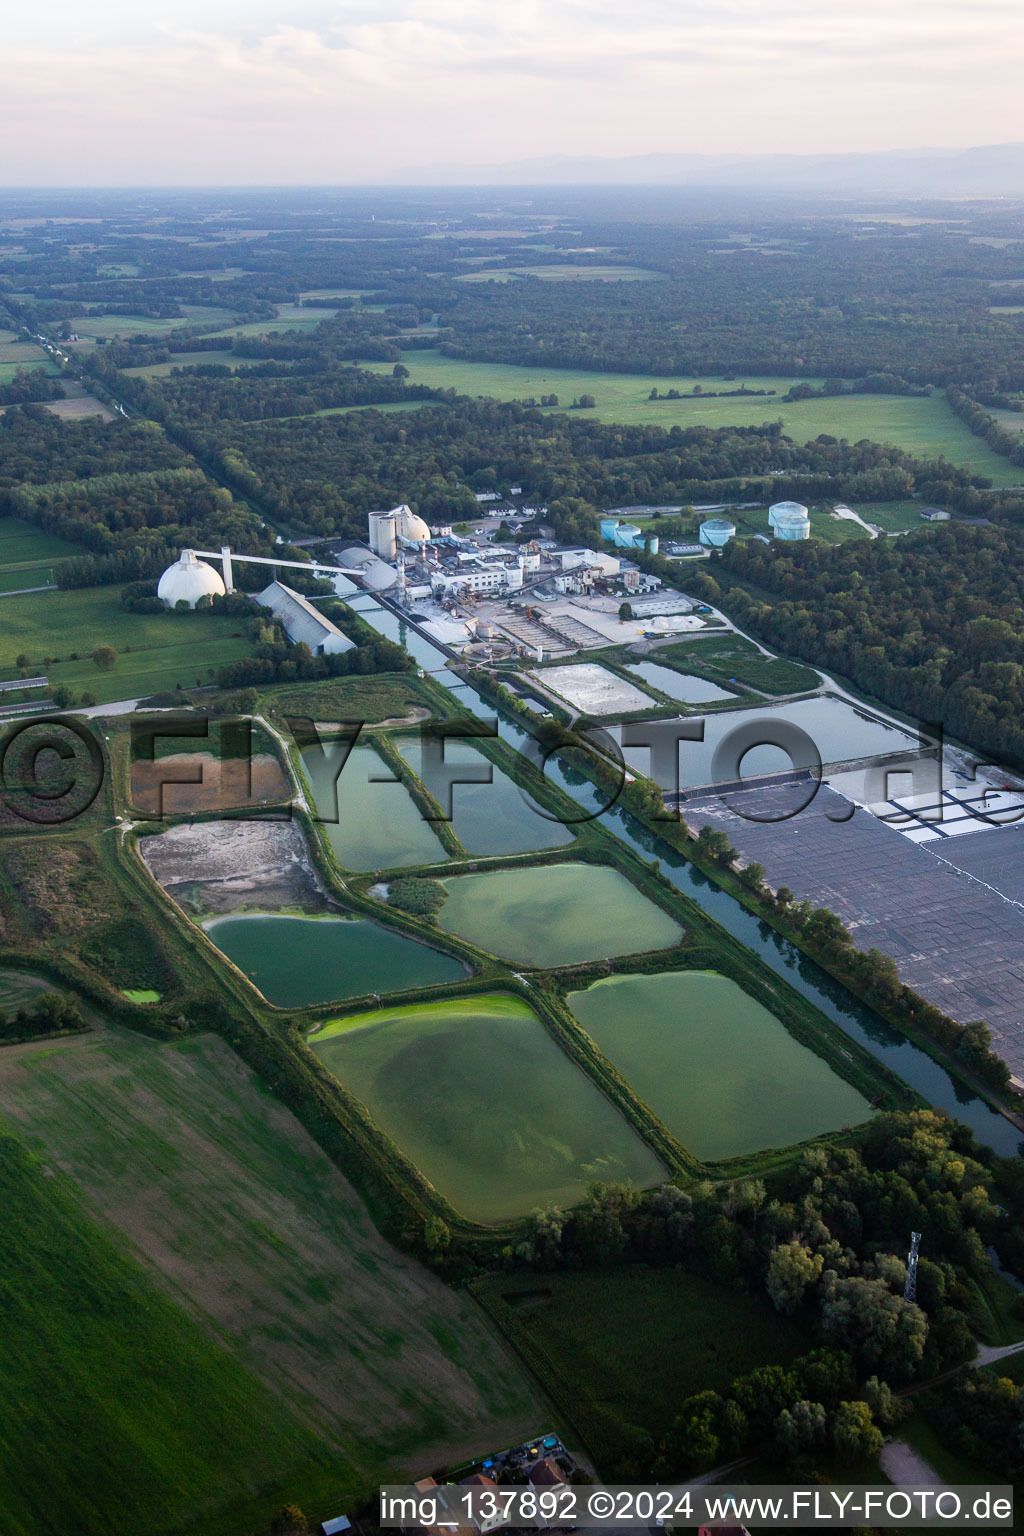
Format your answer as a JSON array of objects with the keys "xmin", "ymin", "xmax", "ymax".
[
  {"xmin": 393, "ymin": 504, "xmax": 431, "ymax": 546},
  {"xmin": 769, "ymin": 500, "xmax": 809, "ymax": 528},
  {"xmin": 157, "ymin": 549, "xmax": 226, "ymax": 608},
  {"xmin": 369, "ymin": 512, "xmax": 398, "ymax": 560},
  {"xmin": 699, "ymin": 519, "xmax": 736, "ymax": 548}
]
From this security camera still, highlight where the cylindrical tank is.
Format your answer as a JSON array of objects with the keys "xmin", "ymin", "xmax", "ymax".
[
  {"xmin": 699, "ymin": 519, "xmax": 736, "ymax": 548},
  {"xmin": 600, "ymin": 516, "xmax": 620, "ymax": 542},
  {"xmin": 614, "ymin": 522, "xmax": 642, "ymax": 548},
  {"xmin": 475, "ymin": 619, "xmax": 494, "ymax": 641},
  {"xmin": 646, "ymin": 534, "xmax": 660, "ymax": 556},
  {"xmin": 772, "ymin": 509, "xmax": 810, "ymax": 541},
  {"xmin": 768, "ymin": 500, "xmax": 808, "ymax": 529},
  {"xmin": 369, "ymin": 512, "xmax": 398, "ymax": 560}
]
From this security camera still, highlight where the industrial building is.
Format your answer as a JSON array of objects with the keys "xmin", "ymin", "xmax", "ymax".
[
  {"xmin": 256, "ymin": 581, "xmax": 355, "ymax": 656},
  {"xmin": 368, "ymin": 504, "xmax": 431, "ymax": 558},
  {"xmin": 699, "ymin": 518, "xmax": 736, "ymax": 548},
  {"xmin": 769, "ymin": 500, "xmax": 810, "ymax": 540}
]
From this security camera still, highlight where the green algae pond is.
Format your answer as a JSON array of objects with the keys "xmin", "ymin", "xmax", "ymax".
[
  {"xmin": 394, "ymin": 734, "xmax": 573, "ymax": 857},
  {"xmin": 202, "ymin": 913, "xmax": 465, "ymax": 1007},
  {"xmin": 567, "ymin": 970, "xmax": 871, "ymax": 1161},
  {"xmin": 435, "ymin": 862, "xmax": 683, "ymax": 967},
  {"xmin": 309, "ymin": 995, "xmax": 665, "ymax": 1221},
  {"xmin": 301, "ymin": 741, "xmax": 449, "ymax": 871}
]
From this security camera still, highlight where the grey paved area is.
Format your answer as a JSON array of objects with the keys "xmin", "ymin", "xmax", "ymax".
[{"xmin": 683, "ymin": 780, "xmax": 1024, "ymax": 1076}]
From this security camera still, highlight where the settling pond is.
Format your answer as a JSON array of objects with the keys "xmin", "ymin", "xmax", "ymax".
[
  {"xmin": 623, "ymin": 661, "xmax": 736, "ymax": 705},
  {"xmin": 309, "ymin": 995, "xmax": 664, "ymax": 1222},
  {"xmin": 568, "ymin": 971, "xmax": 870, "ymax": 1160},
  {"xmin": 435, "ymin": 862, "xmax": 682, "ymax": 967},
  {"xmin": 301, "ymin": 741, "xmax": 448, "ymax": 871},
  {"xmin": 394, "ymin": 734, "xmax": 573, "ymax": 857},
  {"xmin": 608, "ymin": 695, "xmax": 917, "ymax": 787},
  {"xmin": 203, "ymin": 913, "xmax": 465, "ymax": 1006}
]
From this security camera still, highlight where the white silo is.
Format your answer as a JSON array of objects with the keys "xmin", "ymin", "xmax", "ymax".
[
  {"xmin": 368, "ymin": 511, "xmax": 398, "ymax": 560},
  {"xmin": 600, "ymin": 516, "xmax": 620, "ymax": 542},
  {"xmin": 614, "ymin": 522, "xmax": 643, "ymax": 548},
  {"xmin": 699, "ymin": 519, "xmax": 736, "ymax": 548},
  {"xmin": 157, "ymin": 549, "xmax": 227, "ymax": 608}
]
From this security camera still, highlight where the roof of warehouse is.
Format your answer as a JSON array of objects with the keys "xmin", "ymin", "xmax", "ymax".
[{"xmin": 257, "ymin": 581, "xmax": 354, "ymax": 651}]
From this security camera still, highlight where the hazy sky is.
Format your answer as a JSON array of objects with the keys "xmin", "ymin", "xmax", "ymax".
[{"xmin": 2, "ymin": 0, "xmax": 1022, "ymax": 183}]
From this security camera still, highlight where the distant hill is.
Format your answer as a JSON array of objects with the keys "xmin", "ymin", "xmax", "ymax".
[{"xmin": 398, "ymin": 143, "xmax": 1024, "ymax": 197}]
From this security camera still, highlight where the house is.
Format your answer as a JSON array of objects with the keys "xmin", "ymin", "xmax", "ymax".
[
  {"xmin": 256, "ymin": 580, "xmax": 355, "ymax": 656},
  {"xmin": 527, "ymin": 1458, "xmax": 567, "ymax": 1489},
  {"xmin": 460, "ymin": 1474, "xmax": 507, "ymax": 1535},
  {"xmin": 920, "ymin": 507, "xmax": 951, "ymax": 522}
]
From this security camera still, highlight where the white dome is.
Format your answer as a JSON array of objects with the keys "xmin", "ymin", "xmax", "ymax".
[
  {"xmin": 157, "ymin": 549, "xmax": 226, "ymax": 608},
  {"xmin": 393, "ymin": 504, "xmax": 431, "ymax": 545}
]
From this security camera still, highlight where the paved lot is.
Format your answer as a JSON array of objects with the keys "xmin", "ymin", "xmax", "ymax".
[{"xmin": 683, "ymin": 780, "xmax": 1024, "ymax": 1076}]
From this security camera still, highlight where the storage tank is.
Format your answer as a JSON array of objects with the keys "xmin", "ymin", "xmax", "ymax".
[
  {"xmin": 646, "ymin": 534, "xmax": 660, "ymax": 556},
  {"xmin": 614, "ymin": 522, "xmax": 643, "ymax": 548},
  {"xmin": 699, "ymin": 519, "xmax": 736, "ymax": 548},
  {"xmin": 157, "ymin": 549, "xmax": 226, "ymax": 608},
  {"xmin": 768, "ymin": 500, "xmax": 809, "ymax": 529},
  {"xmin": 772, "ymin": 508, "xmax": 811, "ymax": 541},
  {"xmin": 475, "ymin": 619, "xmax": 494, "ymax": 641},
  {"xmin": 369, "ymin": 512, "xmax": 398, "ymax": 560},
  {"xmin": 600, "ymin": 516, "xmax": 621, "ymax": 542}
]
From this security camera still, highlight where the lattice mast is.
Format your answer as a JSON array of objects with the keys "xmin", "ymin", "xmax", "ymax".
[{"xmin": 904, "ymin": 1231, "xmax": 922, "ymax": 1302}]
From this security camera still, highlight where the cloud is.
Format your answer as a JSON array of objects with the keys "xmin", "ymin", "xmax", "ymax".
[{"xmin": 1, "ymin": 0, "xmax": 1022, "ymax": 182}]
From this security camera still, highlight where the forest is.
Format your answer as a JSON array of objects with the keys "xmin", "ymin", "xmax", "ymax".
[{"xmin": 695, "ymin": 525, "xmax": 1024, "ymax": 769}]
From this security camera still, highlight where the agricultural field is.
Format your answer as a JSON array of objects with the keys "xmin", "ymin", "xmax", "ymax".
[
  {"xmin": 362, "ymin": 352, "xmax": 1021, "ymax": 483},
  {"xmin": 0, "ymin": 1025, "xmax": 544, "ymax": 1533},
  {"xmin": 42, "ymin": 395, "xmax": 115, "ymax": 421},
  {"xmin": 122, "ymin": 348, "xmax": 242, "ymax": 377},
  {"xmin": 68, "ymin": 305, "xmax": 239, "ymax": 340},
  {"xmin": 472, "ymin": 1266, "xmax": 806, "ymax": 1449},
  {"xmin": 456, "ymin": 265, "xmax": 663, "ymax": 283},
  {"xmin": 0, "ymin": 585, "xmax": 254, "ymax": 703},
  {"xmin": 650, "ymin": 634, "xmax": 821, "ymax": 696},
  {"xmin": 204, "ymin": 305, "xmax": 339, "ymax": 340},
  {"xmin": 0, "ymin": 1126, "xmax": 337, "ymax": 1536},
  {"xmin": 310, "ymin": 995, "xmax": 664, "ymax": 1221},
  {"xmin": 0, "ymin": 516, "xmax": 85, "ymax": 593}
]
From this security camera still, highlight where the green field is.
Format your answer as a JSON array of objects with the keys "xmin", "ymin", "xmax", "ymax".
[
  {"xmin": 0, "ymin": 585, "xmax": 254, "ymax": 703},
  {"xmin": 651, "ymin": 633, "xmax": 820, "ymax": 696},
  {"xmin": 0, "ymin": 968, "xmax": 57, "ymax": 1011},
  {"xmin": 0, "ymin": 515, "xmax": 85, "ymax": 591},
  {"xmin": 0, "ymin": 1025, "xmax": 544, "ymax": 1531},
  {"xmin": 123, "ymin": 348, "xmax": 243, "ymax": 377},
  {"xmin": 310, "ymin": 995, "xmax": 664, "ymax": 1221},
  {"xmin": 0, "ymin": 353, "xmax": 60, "ymax": 383},
  {"xmin": 69, "ymin": 306, "xmax": 239, "ymax": 340},
  {"xmin": 435, "ymin": 862, "xmax": 683, "ymax": 966},
  {"xmin": 472, "ymin": 1266, "xmax": 806, "ymax": 1450},
  {"xmin": 204, "ymin": 305, "xmax": 339, "ymax": 340},
  {"xmin": 456, "ymin": 265, "xmax": 662, "ymax": 283},
  {"xmin": 567, "ymin": 971, "xmax": 870, "ymax": 1160},
  {"xmin": 362, "ymin": 352, "xmax": 1022, "ymax": 483},
  {"xmin": 0, "ymin": 1127, "xmax": 338, "ymax": 1536}
]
